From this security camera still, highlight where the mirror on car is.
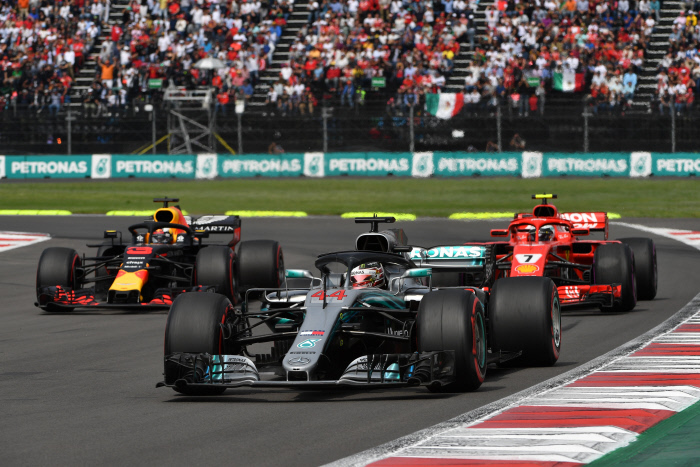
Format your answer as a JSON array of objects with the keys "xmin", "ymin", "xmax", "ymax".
[
  {"xmin": 400, "ymin": 268, "xmax": 432, "ymax": 279},
  {"xmin": 571, "ymin": 228, "xmax": 590, "ymax": 236},
  {"xmin": 285, "ymin": 269, "xmax": 314, "ymax": 279},
  {"xmin": 490, "ymin": 229, "xmax": 509, "ymax": 237}
]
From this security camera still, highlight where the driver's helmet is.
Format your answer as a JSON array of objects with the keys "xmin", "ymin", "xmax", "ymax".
[
  {"xmin": 538, "ymin": 226, "xmax": 554, "ymax": 242},
  {"xmin": 151, "ymin": 228, "xmax": 172, "ymax": 244},
  {"xmin": 350, "ymin": 262, "xmax": 385, "ymax": 289}
]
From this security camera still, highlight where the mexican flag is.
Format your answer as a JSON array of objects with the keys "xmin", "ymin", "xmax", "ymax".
[
  {"xmin": 426, "ymin": 93, "xmax": 464, "ymax": 119},
  {"xmin": 553, "ymin": 70, "xmax": 584, "ymax": 92}
]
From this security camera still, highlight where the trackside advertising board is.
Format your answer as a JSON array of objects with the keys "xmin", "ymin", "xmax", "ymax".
[{"xmin": 1, "ymin": 153, "xmax": 699, "ymax": 179}]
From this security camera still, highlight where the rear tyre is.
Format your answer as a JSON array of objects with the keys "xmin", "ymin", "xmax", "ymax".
[
  {"xmin": 195, "ymin": 246, "xmax": 235, "ymax": 301},
  {"xmin": 237, "ymin": 240, "xmax": 284, "ymax": 292},
  {"xmin": 164, "ymin": 293, "xmax": 232, "ymax": 395},
  {"xmin": 619, "ymin": 238, "xmax": 657, "ymax": 301},
  {"xmin": 489, "ymin": 277, "xmax": 561, "ymax": 366},
  {"xmin": 36, "ymin": 247, "xmax": 82, "ymax": 312},
  {"xmin": 593, "ymin": 243, "xmax": 636, "ymax": 312},
  {"xmin": 417, "ymin": 289, "xmax": 487, "ymax": 392}
]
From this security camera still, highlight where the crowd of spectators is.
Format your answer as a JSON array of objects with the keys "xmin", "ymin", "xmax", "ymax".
[
  {"xmin": 265, "ymin": 0, "xmax": 471, "ymax": 116},
  {"xmin": 78, "ymin": 0, "xmax": 292, "ymax": 116},
  {"xmin": 653, "ymin": 9, "xmax": 700, "ymax": 115},
  {"xmin": 0, "ymin": 0, "xmax": 108, "ymax": 116}
]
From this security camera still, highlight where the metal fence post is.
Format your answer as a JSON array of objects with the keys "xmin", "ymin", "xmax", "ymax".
[
  {"xmin": 583, "ymin": 111, "xmax": 589, "ymax": 153},
  {"xmin": 153, "ymin": 108, "xmax": 157, "ymax": 154},
  {"xmin": 496, "ymin": 102, "xmax": 502, "ymax": 152},
  {"xmin": 409, "ymin": 105, "xmax": 415, "ymax": 152},
  {"xmin": 66, "ymin": 110, "xmax": 72, "ymax": 155},
  {"xmin": 671, "ymin": 107, "xmax": 676, "ymax": 153},
  {"xmin": 322, "ymin": 107, "xmax": 330, "ymax": 153},
  {"xmin": 237, "ymin": 113, "xmax": 243, "ymax": 155}
]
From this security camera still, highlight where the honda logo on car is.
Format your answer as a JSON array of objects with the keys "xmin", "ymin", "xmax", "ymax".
[{"xmin": 410, "ymin": 246, "xmax": 484, "ymax": 259}]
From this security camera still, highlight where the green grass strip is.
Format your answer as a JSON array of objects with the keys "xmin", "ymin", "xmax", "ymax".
[
  {"xmin": 225, "ymin": 210, "xmax": 308, "ymax": 217},
  {"xmin": 106, "ymin": 210, "xmax": 189, "ymax": 216},
  {"xmin": 0, "ymin": 209, "xmax": 72, "ymax": 215},
  {"xmin": 590, "ymin": 399, "xmax": 700, "ymax": 466},
  {"xmin": 449, "ymin": 212, "xmax": 515, "ymax": 220},
  {"xmin": 340, "ymin": 212, "xmax": 417, "ymax": 221},
  {"xmin": 0, "ymin": 178, "xmax": 698, "ymax": 217}
]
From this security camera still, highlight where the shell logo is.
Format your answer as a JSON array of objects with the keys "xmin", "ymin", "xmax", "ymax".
[{"xmin": 515, "ymin": 264, "xmax": 540, "ymax": 274}]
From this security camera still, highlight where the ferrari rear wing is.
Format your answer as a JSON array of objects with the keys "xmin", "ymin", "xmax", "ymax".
[{"xmin": 560, "ymin": 212, "xmax": 608, "ymax": 239}]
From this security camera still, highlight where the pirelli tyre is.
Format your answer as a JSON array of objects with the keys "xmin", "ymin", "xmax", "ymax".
[
  {"xmin": 195, "ymin": 246, "xmax": 235, "ymax": 301},
  {"xmin": 489, "ymin": 277, "xmax": 561, "ymax": 366},
  {"xmin": 236, "ymin": 240, "xmax": 285, "ymax": 293},
  {"xmin": 164, "ymin": 293, "xmax": 232, "ymax": 395},
  {"xmin": 36, "ymin": 247, "xmax": 82, "ymax": 312},
  {"xmin": 417, "ymin": 289, "xmax": 487, "ymax": 392},
  {"xmin": 619, "ymin": 237, "xmax": 657, "ymax": 301},
  {"xmin": 593, "ymin": 243, "xmax": 637, "ymax": 312}
]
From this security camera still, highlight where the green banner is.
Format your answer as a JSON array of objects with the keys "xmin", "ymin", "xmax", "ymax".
[
  {"xmin": 110, "ymin": 155, "xmax": 196, "ymax": 178},
  {"xmin": 325, "ymin": 152, "xmax": 412, "ymax": 176},
  {"xmin": 4, "ymin": 155, "xmax": 91, "ymax": 179},
  {"xmin": 434, "ymin": 152, "xmax": 521, "ymax": 176},
  {"xmin": 543, "ymin": 153, "xmax": 629, "ymax": 177},
  {"xmin": 652, "ymin": 153, "xmax": 700, "ymax": 176},
  {"xmin": 218, "ymin": 154, "xmax": 303, "ymax": 177},
  {"xmin": 148, "ymin": 79, "xmax": 163, "ymax": 89},
  {"xmin": 371, "ymin": 77, "xmax": 386, "ymax": 88}
]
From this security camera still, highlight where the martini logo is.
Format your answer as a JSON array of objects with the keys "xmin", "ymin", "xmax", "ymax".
[
  {"xmin": 91, "ymin": 154, "xmax": 111, "ymax": 179},
  {"xmin": 630, "ymin": 152, "xmax": 652, "ymax": 178},
  {"xmin": 412, "ymin": 152, "xmax": 434, "ymax": 177},
  {"xmin": 304, "ymin": 152, "xmax": 324, "ymax": 177},
  {"xmin": 196, "ymin": 153, "xmax": 218, "ymax": 179},
  {"xmin": 515, "ymin": 264, "xmax": 539, "ymax": 274},
  {"xmin": 297, "ymin": 339, "xmax": 322, "ymax": 348}
]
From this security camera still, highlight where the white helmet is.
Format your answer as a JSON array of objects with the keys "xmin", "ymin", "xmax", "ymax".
[{"xmin": 350, "ymin": 262, "xmax": 385, "ymax": 289}]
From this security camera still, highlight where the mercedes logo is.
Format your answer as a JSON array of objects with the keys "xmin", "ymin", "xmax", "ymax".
[{"xmin": 287, "ymin": 357, "xmax": 310, "ymax": 365}]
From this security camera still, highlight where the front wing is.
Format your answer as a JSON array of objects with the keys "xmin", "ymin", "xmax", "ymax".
[
  {"xmin": 557, "ymin": 284, "xmax": 621, "ymax": 308},
  {"xmin": 35, "ymin": 285, "xmax": 209, "ymax": 310}
]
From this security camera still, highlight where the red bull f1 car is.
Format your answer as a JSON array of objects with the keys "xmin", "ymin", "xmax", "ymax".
[
  {"xmin": 157, "ymin": 217, "xmax": 561, "ymax": 395},
  {"xmin": 35, "ymin": 198, "xmax": 285, "ymax": 311},
  {"xmin": 431, "ymin": 194, "xmax": 656, "ymax": 312}
]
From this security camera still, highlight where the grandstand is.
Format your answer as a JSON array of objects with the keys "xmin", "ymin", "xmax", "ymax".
[{"xmin": 1, "ymin": 0, "xmax": 697, "ymax": 154}]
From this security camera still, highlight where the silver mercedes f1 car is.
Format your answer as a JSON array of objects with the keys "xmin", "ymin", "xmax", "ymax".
[{"xmin": 157, "ymin": 217, "xmax": 561, "ymax": 395}]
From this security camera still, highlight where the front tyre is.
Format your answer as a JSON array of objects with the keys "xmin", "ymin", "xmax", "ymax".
[
  {"xmin": 237, "ymin": 240, "xmax": 284, "ymax": 292},
  {"xmin": 593, "ymin": 243, "xmax": 637, "ymax": 312},
  {"xmin": 36, "ymin": 247, "xmax": 82, "ymax": 312},
  {"xmin": 619, "ymin": 238, "xmax": 657, "ymax": 301},
  {"xmin": 417, "ymin": 289, "xmax": 487, "ymax": 392},
  {"xmin": 164, "ymin": 293, "xmax": 232, "ymax": 395},
  {"xmin": 489, "ymin": 277, "xmax": 561, "ymax": 366}
]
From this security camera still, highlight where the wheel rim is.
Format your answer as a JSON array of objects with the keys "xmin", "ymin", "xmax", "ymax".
[{"xmin": 552, "ymin": 293, "xmax": 561, "ymax": 349}]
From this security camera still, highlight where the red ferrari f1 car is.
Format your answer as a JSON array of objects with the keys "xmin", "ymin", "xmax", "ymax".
[
  {"xmin": 429, "ymin": 194, "xmax": 656, "ymax": 312},
  {"xmin": 35, "ymin": 198, "xmax": 285, "ymax": 311}
]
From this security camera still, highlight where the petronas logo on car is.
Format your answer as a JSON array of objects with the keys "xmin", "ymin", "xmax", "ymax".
[{"xmin": 297, "ymin": 339, "xmax": 322, "ymax": 348}]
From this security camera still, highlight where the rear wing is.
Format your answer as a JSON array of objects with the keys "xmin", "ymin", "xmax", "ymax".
[
  {"xmin": 560, "ymin": 212, "xmax": 608, "ymax": 239},
  {"xmin": 410, "ymin": 245, "xmax": 488, "ymax": 269},
  {"xmin": 187, "ymin": 215, "xmax": 242, "ymax": 246}
]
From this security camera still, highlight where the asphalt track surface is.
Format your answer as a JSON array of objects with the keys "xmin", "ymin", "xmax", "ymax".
[{"xmin": 1, "ymin": 215, "xmax": 699, "ymax": 466}]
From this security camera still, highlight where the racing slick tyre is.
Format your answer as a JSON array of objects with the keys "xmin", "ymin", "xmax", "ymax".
[
  {"xmin": 36, "ymin": 247, "xmax": 82, "ymax": 312},
  {"xmin": 593, "ymin": 243, "xmax": 637, "ymax": 312},
  {"xmin": 619, "ymin": 237, "xmax": 657, "ymax": 301},
  {"xmin": 195, "ymin": 246, "xmax": 235, "ymax": 301},
  {"xmin": 417, "ymin": 289, "xmax": 487, "ymax": 392},
  {"xmin": 236, "ymin": 240, "xmax": 285, "ymax": 293},
  {"xmin": 164, "ymin": 293, "xmax": 232, "ymax": 395},
  {"xmin": 489, "ymin": 277, "xmax": 561, "ymax": 366}
]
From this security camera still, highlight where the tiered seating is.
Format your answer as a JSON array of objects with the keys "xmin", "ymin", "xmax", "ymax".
[{"xmin": 0, "ymin": 0, "xmax": 108, "ymax": 115}]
